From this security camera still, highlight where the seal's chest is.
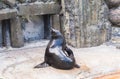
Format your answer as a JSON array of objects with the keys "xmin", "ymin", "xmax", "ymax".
[
  {"xmin": 51, "ymin": 39, "xmax": 63, "ymax": 46},
  {"xmin": 49, "ymin": 47, "xmax": 61, "ymax": 53},
  {"xmin": 49, "ymin": 47, "xmax": 65, "ymax": 56}
]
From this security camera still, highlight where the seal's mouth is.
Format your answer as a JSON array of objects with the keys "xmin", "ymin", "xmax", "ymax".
[
  {"xmin": 50, "ymin": 27, "xmax": 58, "ymax": 38},
  {"xmin": 50, "ymin": 27, "xmax": 62, "ymax": 38},
  {"xmin": 50, "ymin": 27, "xmax": 54, "ymax": 31},
  {"xmin": 50, "ymin": 27, "xmax": 56, "ymax": 33}
]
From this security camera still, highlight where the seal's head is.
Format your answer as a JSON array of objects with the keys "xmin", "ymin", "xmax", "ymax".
[{"xmin": 50, "ymin": 27, "xmax": 63, "ymax": 38}]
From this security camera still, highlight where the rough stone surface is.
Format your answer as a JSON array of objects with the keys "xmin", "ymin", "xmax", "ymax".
[
  {"xmin": 10, "ymin": 17, "xmax": 24, "ymax": 48},
  {"xmin": 17, "ymin": 0, "xmax": 26, "ymax": 3},
  {"xmin": 0, "ymin": 8, "xmax": 17, "ymax": 20},
  {"xmin": 111, "ymin": 27, "xmax": 120, "ymax": 45},
  {"xmin": 17, "ymin": 0, "xmax": 58, "ymax": 3},
  {"xmin": 52, "ymin": 14, "xmax": 61, "ymax": 31},
  {"xmin": 0, "ymin": 45, "xmax": 120, "ymax": 79},
  {"xmin": 0, "ymin": 1, "xmax": 13, "ymax": 9},
  {"xmin": 21, "ymin": 15, "xmax": 44, "ymax": 42},
  {"xmin": 112, "ymin": 27, "xmax": 120, "ymax": 38},
  {"xmin": 0, "ymin": 22, "xmax": 2, "ymax": 47},
  {"xmin": 1, "ymin": 0, "xmax": 16, "ymax": 8},
  {"xmin": 17, "ymin": 2, "xmax": 61, "ymax": 15},
  {"xmin": 105, "ymin": 0, "xmax": 120, "ymax": 8},
  {"xmin": 7, "ymin": 0, "xmax": 16, "ymax": 4},
  {"xmin": 0, "ymin": 2, "xmax": 8, "ymax": 9},
  {"xmin": 105, "ymin": 0, "xmax": 120, "ymax": 27},
  {"xmin": 109, "ymin": 7, "xmax": 120, "ymax": 26},
  {"xmin": 61, "ymin": 0, "xmax": 111, "ymax": 47},
  {"xmin": 104, "ymin": 0, "xmax": 120, "ymax": 46}
]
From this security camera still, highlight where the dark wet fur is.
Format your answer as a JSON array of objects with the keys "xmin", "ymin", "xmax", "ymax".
[
  {"xmin": 34, "ymin": 28, "xmax": 80, "ymax": 69},
  {"xmin": 34, "ymin": 62, "xmax": 49, "ymax": 68}
]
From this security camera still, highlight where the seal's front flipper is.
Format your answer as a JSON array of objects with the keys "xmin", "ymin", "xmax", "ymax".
[
  {"xmin": 34, "ymin": 62, "xmax": 49, "ymax": 68},
  {"xmin": 74, "ymin": 64, "xmax": 80, "ymax": 68}
]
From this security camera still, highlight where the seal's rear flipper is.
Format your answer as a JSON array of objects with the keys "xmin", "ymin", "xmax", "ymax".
[
  {"xmin": 74, "ymin": 64, "xmax": 80, "ymax": 68},
  {"xmin": 34, "ymin": 62, "xmax": 49, "ymax": 68}
]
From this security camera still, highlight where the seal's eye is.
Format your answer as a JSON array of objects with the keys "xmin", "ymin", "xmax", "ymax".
[{"xmin": 50, "ymin": 28, "xmax": 62, "ymax": 38}]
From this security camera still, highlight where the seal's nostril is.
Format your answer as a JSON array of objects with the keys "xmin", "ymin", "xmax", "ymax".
[{"xmin": 50, "ymin": 27, "xmax": 54, "ymax": 33}]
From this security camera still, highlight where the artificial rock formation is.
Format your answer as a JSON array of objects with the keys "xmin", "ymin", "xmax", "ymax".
[
  {"xmin": 0, "ymin": 0, "xmax": 115, "ymax": 48},
  {"xmin": 0, "ymin": 0, "xmax": 61, "ymax": 48},
  {"xmin": 0, "ymin": 22, "xmax": 2, "ymax": 47},
  {"xmin": 105, "ymin": 0, "xmax": 120, "ymax": 9},
  {"xmin": 105, "ymin": 0, "xmax": 120, "ymax": 27},
  {"xmin": 17, "ymin": 2, "xmax": 61, "ymax": 15},
  {"xmin": 105, "ymin": 0, "xmax": 120, "ymax": 45},
  {"xmin": 61, "ymin": 0, "xmax": 111, "ymax": 47},
  {"xmin": 0, "ymin": 0, "xmax": 16, "ymax": 9},
  {"xmin": 0, "ymin": 9, "xmax": 17, "ymax": 20},
  {"xmin": 10, "ymin": 17, "xmax": 24, "ymax": 47},
  {"xmin": 109, "ymin": 7, "xmax": 120, "ymax": 26}
]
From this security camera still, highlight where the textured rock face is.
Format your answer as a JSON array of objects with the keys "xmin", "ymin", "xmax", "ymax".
[
  {"xmin": 111, "ymin": 27, "xmax": 120, "ymax": 45},
  {"xmin": 0, "ymin": 0, "xmax": 16, "ymax": 8},
  {"xmin": 0, "ymin": 9, "xmax": 17, "ymax": 20},
  {"xmin": 10, "ymin": 17, "xmax": 24, "ymax": 47},
  {"xmin": 109, "ymin": 7, "xmax": 120, "ymax": 26},
  {"xmin": 105, "ymin": 0, "xmax": 120, "ymax": 26},
  {"xmin": 1, "ymin": 0, "xmax": 118, "ymax": 48},
  {"xmin": 62, "ymin": 0, "xmax": 111, "ymax": 47},
  {"xmin": 105, "ymin": 0, "xmax": 120, "ymax": 8},
  {"xmin": 17, "ymin": 0, "xmax": 59, "ymax": 3},
  {"xmin": 0, "ymin": 2, "xmax": 9, "ymax": 9},
  {"xmin": 0, "ymin": 0, "xmax": 61, "ymax": 48},
  {"xmin": 0, "ymin": 22, "xmax": 2, "ymax": 47},
  {"xmin": 4, "ymin": 0, "xmax": 16, "ymax": 4},
  {"xmin": 109, "ymin": 7, "xmax": 120, "ymax": 27},
  {"xmin": 17, "ymin": 2, "xmax": 61, "ymax": 16},
  {"xmin": 105, "ymin": 0, "xmax": 120, "ymax": 46},
  {"xmin": 21, "ymin": 16, "xmax": 44, "ymax": 42}
]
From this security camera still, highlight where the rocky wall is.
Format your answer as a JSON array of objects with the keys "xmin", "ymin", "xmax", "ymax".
[
  {"xmin": 0, "ymin": 0, "xmax": 117, "ymax": 48},
  {"xmin": 21, "ymin": 15, "xmax": 44, "ymax": 42},
  {"xmin": 0, "ymin": 22, "xmax": 2, "ymax": 47},
  {"xmin": 0, "ymin": 0, "xmax": 61, "ymax": 48},
  {"xmin": 105, "ymin": 0, "xmax": 120, "ymax": 26},
  {"xmin": 104, "ymin": 0, "xmax": 120, "ymax": 45},
  {"xmin": 61, "ymin": 0, "xmax": 111, "ymax": 47}
]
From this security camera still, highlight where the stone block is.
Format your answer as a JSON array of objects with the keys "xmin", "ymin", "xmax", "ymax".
[
  {"xmin": 22, "ymin": 15, "xmax": 44, "ymax": 42},
  {"xmin": 105, "ymin": 0, "xmax": 120, "ymax": 8},
  {"xmin": 0, "ymin": 21, "xmax": 2, "ymax": 47},
  {"xmin": 10, "ymin": 17, "xmax": 24, "ymax": 48},
  {"xmin": 1, "ymin": 0, "xmax": 16, "ymax": 8},
  {"xmin": 112, "ymin": 27, "xmax": 120, "ymax": 44},
  {"xmin": 109, "ymin": 7, "xmax": 120, "ymax": 26},
  {"xmin": 52, "ymin": 14, "xmax": 61, "ymax": 31},
  {"xmin": 62, "ymin": 0, "xmax": 111, "ymax": 48},
  {"xmin": 0, "ymin": 8, "xmax": 17, "ymax": 20},
  {"xmin": 17, "ymin": 2, "xmax": 61, "ymax": 15},
  {"xmin": 6, "ymin": 0, "xmax": 16, "ymax": 4}
]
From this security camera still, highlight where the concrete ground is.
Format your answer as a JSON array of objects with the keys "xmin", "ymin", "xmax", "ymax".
[{"xmin": 0, "ymin": 43, "xmax": 120, "ymax": 79}]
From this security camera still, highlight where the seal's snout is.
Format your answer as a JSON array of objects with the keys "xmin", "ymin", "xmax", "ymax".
[
  {"xmin": 50, "ymin": 27, "xmax": 56, "ymax": 33},
  {"xmin": 50, "ymin": 27, "xmax": 53, "ymax": 32}
]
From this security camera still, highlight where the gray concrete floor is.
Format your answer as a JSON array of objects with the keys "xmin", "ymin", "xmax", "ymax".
[{"xmin": 0, "ymin": 44, "xmax": 120, "ymax": 79}]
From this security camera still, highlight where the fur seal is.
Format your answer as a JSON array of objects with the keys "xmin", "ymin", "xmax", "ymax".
[{"xmin": 34, "ymin": 28, "xmax": 79, "ymax": 69}]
